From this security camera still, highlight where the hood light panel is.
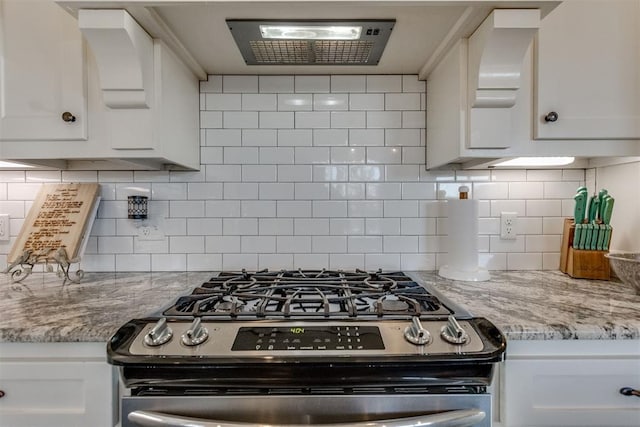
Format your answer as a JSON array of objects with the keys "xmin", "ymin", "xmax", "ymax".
[{"xmin": 259, "ymin": 25, "xmax": 362, "ymax": 40}]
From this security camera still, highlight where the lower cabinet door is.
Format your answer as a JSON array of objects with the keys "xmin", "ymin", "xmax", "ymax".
[
  {"xmin": 503, "ymin": 357, "xmax": 640, "ymax": 426},
  {"xmin": 0, "ymin": 360, "xmax": 113, "ymax": 427}
]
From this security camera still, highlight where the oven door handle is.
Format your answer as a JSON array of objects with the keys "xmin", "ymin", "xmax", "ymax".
[{"xmin": 128, "ymin": 408, "xmax": 485, "ymax": 427}]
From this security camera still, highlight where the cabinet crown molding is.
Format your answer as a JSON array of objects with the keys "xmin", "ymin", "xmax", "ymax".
[
  {"xmin": 468, "ymin": 9, "xmax": 540, "ymax": 108},
  {"xmin": 78, "ymin": 9, "xmax": 154, "ymax": 109}
]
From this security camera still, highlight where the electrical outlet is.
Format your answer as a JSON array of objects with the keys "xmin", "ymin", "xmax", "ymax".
[
  {"xmin": 0, "ymin": 214, "xmax": 9, "ymax": 241},
  {"xmin": 137, "ymin": 225, "xmax": 164, "ymax": 241},
  {"xmin": 500, "ymin": 212, "xmax": 517, "ymax": 240}
]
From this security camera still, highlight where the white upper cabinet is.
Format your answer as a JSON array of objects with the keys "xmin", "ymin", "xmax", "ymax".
[
  {"xmin": 0, "ymin": 0, "xmax": 200, "ymax": 170},
  {"xmin": 0, "ymin": 0, "xmax": 86, "ymax": 141},
  {"xmin": 534, "ymin": 0, "xmax": 640, "ymax": 140}
]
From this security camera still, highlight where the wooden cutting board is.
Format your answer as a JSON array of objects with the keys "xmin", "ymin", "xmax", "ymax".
[{"xmin": 8, "ymin": 183, "xmax": 100, "ymax": 263}]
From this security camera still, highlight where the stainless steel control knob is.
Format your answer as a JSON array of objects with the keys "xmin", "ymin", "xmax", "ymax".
[
  {"xmin": 181, "ymin": 318, "xmax": 209, "ymax": 346},
  {"xmin": 404, "ymin": 317, "xmax": 432, "ymax": 345},
  {"xmin": 144, "ymin": 318, "xmax": 173, "ymax": 346},
  {"xmin": 441, "ymin": 316, "xmax": 469, "ymax": 345}
]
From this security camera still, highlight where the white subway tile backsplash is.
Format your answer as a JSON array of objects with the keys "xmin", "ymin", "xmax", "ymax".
[
  {"xmin": 277, "ymin": 236, "xmax": 311, "ymax": 252},
  {"xmin": 314, "ymin": 94, "xmax": 348, "ymax": 111},
  {"xmin": 260, "ymin": 76, "xmax": 294, "ymax": 93},
  {"xmin": 259, "ymin": 147, "xmax": 295, "ymax": 165},
  {"xmin": 331, "ymin": 111, "xmax": 366, "ymax": 128},
  {"xmin": 313, "ymin": 165, "xmax": 348, "ymax": 182},
  {"xmin": 384, "ymin": 200, "xmax": 418, "ymax": 217},
  {"xmin": 223, "ymin": 76, "xmax": 258, "ymax": 93},
  {"xmin": 295, "ymin": 76, "xmax": 330, "ymax": 93},
  {"xmin": 170, "ymin": 236, "xmax": 205, "ymax": 253},
  {"xmin": 314, "ymin": 129, "xmax": 348, "ymax": 146},
  {"xmin": 259, "ymin": 112, "xmax": 295, "ymax": 129},
  {"xmin": 366, "ymin": 218, "xmax": 400, "ymax": 235},
  {"xmin": 385, "ymin": 129, "xmax": 420, "ymax": 146},
  {"xmin": 295, "ymin": 183, "xmax": 330, "ymax": 200},
  {"xmin": 349, "ymin": 129, "xmax": 384, "ymax": 146},
  {"xmin": 313, "ymin": 201, "xmax": 348, "ymax": 217},
  {"xmin": 526, "ymin": 200, "xmax": 562, "ymax": 217},
  {"xmin": 348, "ymin": 200, "xmax": 383, "ymax": 218},
  {"xmin": 349, "ymin": 94, "xmax": 384, "ymax": 111},
  {"xmin": 206, "ymin": 129, "xmax": 241, "ymax": 146},
  {"xmin": 224, "ymin": 147, "xmax": 258, "ymax": 164},
  {"xmin": 259, "ymin": 183, "xmax": 294, "ymax": 200},
  {"xmin": 348, "ymin": 236, "xmax": 382, "ymax": 253},
  {"xmin": 278, "ymin": 94, "xmax": 312, "ymax": 111},
  {"xmin": 242, "ymin": 129, "xmax": 277, "ymax": 146},
  {"xmin": 241, "ymin": 201, "xmax": 277, "ymax": 217},
  {"xmin": 331, "ymin": 147, "xmax": 366, "ymax": 164},
  {"xmin": 206, "ymin": 94, "xmax": 241, "ymax": 110},
  {"xmin": 366, "ymin": 183, "xmax": 401, "ymax": 199},
  {"xmin": 206, "ymin": 200, "xmax": 241, "ymax": 217},
  {"xmin": 296, "ymin": 112, "xmax": 330, "ymax": 128},
  {"xmin": 367, "ymin": 147, "xmax": 401, "ymax": 164},
  {"xmin": 367, "ymin": 111, "xmax": 401, "ymax": 128},
  {"xmin": 280, "ymin": 165, "xmax": 313, "ymax": 182},
  {"xmin": 349, "ymin": 165, "xmax": 384, "ymax": 181},
  {"xmin": 331, "ymin": 183, "xmax": 365, "ymax": 200},
  {"xmin": 279, "ymin": 129, "xmax": 312, "ymax": 146},
  {"xmin": 366, "ymin": 75, "xmax": 401, "ymax": 92},
  {"xmin": 224, "ymin": 112, "xmax": 258, "ymax": 128},
  {"xmin": 206, "ymin": 236, "xmax": 240, "ymax": 253},
  {"xmin": 385, "ymin": 94, "xmax": 420, "ymax": 111},
  {"xmin": 331, "ymin": 75, "xmax": 365, "ymax": 93},
  {"xmin": 259, "ymin": 218, "xmax": 293, "ymax": 235},
  {"xmin": 241, "ymin": 236, "xmax": 276, "ymax": 253},
  {"xmin": 3, "ymin": 74, "xmax": 582, "ymax": 273},
  {"xmin": 277, "ymin": 201, "xmax": 312, "ymax": 217},
  {"xmin": 294, "ymin": 218, "xmax": 330, "ymax": 235},
  {"xmin": 223, "ymin": 183, "xmax": 259, "ymax": 199},
  {"xmin": 312, "ymin": 236, "xmax": 347, "ymax": 253},
  {"xmin": 242, "ymin": 94, "xmax": 277, "ymax": 111}
]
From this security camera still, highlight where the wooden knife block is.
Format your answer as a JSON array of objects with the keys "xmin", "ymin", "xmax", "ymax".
[{"xmin": 559, "ymin": 218, "xmax": 611, "ymax": 280}]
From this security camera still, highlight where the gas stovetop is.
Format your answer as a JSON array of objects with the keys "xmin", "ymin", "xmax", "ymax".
[
  {"xmin": 107, "ymin": 270, "xmax": 505, "ymax": 372},
  {"xmin": 162, "ymin": 269, "xmax": 453, "ymax": 319}
]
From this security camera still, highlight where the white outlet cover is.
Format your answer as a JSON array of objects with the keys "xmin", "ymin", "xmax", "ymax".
[{"xmin": 500, "ymin": 212, "xmax": 517, "ymax": 240}]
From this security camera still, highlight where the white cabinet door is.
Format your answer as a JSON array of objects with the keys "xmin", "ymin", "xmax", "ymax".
[
  {"xmin": 502, "ymin": 340, "xmax": 640, "ymax": 427},
  {"xmin": 0, "ymin": 343, "xmax": 115, "ymax": 427},
  {"xmin": 534, "ymin": 0, "xmax": 640, "ymax": 140},
  {"xmin": 0, "ymin": 0, "xmax": 86, "ymax": 141}
]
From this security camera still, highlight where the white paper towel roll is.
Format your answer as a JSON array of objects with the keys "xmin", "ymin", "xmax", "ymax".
[{"xmin": 438, "ymin": 199, "xmax": 490, "ymax": 281}]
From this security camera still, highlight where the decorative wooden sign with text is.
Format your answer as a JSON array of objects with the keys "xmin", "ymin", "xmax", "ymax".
[{"xmin": 8, "ymin": 183, "xmax": 100, "ymax": 263}]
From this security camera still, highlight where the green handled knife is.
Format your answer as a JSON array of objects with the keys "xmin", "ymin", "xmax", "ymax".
[
  {"xmin": 597, "ymin": 189, "xmax": 608, "ymax": 220},
  {"xmin": 587, "ymin": 194, "xmax": 600, "ymax": 223},
  {"xmin": 573, "ymin": 191, "xmax": 587, "ymax": 224},
  {"xmin": 601, "ymin": 196, "xmax": 614, "ymax": 250}
]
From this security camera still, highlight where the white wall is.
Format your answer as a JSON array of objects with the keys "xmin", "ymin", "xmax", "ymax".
[
  {"xmin": 591, "ymin": 161, "xmax": 640, "ymax": 252},
  {"xmin": 0, "ymin": 74, "xmax": 587, "ymax": 272}
]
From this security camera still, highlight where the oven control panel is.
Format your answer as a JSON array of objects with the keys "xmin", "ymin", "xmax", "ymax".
[
  {"xmin": 127, "ymin": 319, "xmax": 486, "ymax": 357},
  {"xmin": 232, "ymin": 326, "xmax": 384, "ymax": 351}
]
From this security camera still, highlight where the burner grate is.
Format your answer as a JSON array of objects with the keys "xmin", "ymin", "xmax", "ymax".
[{"xmin": 163, "ymin": 269, "xmax": 450, "ymax": 318}]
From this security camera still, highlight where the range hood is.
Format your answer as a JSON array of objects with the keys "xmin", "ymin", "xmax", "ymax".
[{"xmin": 57, "ymin": 1, "xmax": 561, "ymax": 79}]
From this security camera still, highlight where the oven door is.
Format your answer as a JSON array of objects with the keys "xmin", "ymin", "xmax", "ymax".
[{"xmin": 122, "ymin": 394, "xmax": 492, "ymax": 427}]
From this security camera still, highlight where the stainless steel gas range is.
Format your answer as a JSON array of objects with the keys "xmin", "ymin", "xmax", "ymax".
[{"xmin": 108, "ymin": 269, "xmax": 506, "ymax": 427}]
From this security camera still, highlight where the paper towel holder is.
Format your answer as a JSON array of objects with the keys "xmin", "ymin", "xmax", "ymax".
[{"xmin": 438, "ymin": 186, "xmax": 490, "ymax": 282}]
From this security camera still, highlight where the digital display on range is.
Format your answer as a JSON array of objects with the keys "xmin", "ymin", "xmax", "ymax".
[{"xmin": 231, "ymin": 325, "xmax": 384, "ymax": 351}]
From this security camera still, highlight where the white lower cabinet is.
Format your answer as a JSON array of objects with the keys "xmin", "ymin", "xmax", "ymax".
[
  {"xmin": 500, "ymin": 340, "xmax": 640, "ymax": 427},
  {"xmin": 0, "ymin": 342, "xmax": 115, "ymax": 427}
]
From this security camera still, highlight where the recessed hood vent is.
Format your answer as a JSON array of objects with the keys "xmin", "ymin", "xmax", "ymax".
[{"xmin": 227, "ymin": 20, "xmax": 395, "ymax": 66}]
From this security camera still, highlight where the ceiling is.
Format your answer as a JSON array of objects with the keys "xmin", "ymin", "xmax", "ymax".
[{"xmin": 58, "ymin": 1, "xmax": 561, "ymax": 77}]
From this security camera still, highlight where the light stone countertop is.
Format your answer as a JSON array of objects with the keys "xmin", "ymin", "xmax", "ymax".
[{"xmin": 0, "ymin": 270, "xmax": 638, "ymax": 343}]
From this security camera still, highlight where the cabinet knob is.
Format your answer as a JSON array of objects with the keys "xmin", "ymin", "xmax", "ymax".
[
  {"xmin": 61, "ymin": 112, "xmax": 76, "ymax": 123},
  {"xmin": 0, "ymin": 390, "xmax": 5, "ymax": 398},
  {"xmin": 620, "ymin": 387, "xmax": 640, "ymax": 398},
  {"xmin": 544, "ymin": 111, "xmax": 559, "ymax": 123}
]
